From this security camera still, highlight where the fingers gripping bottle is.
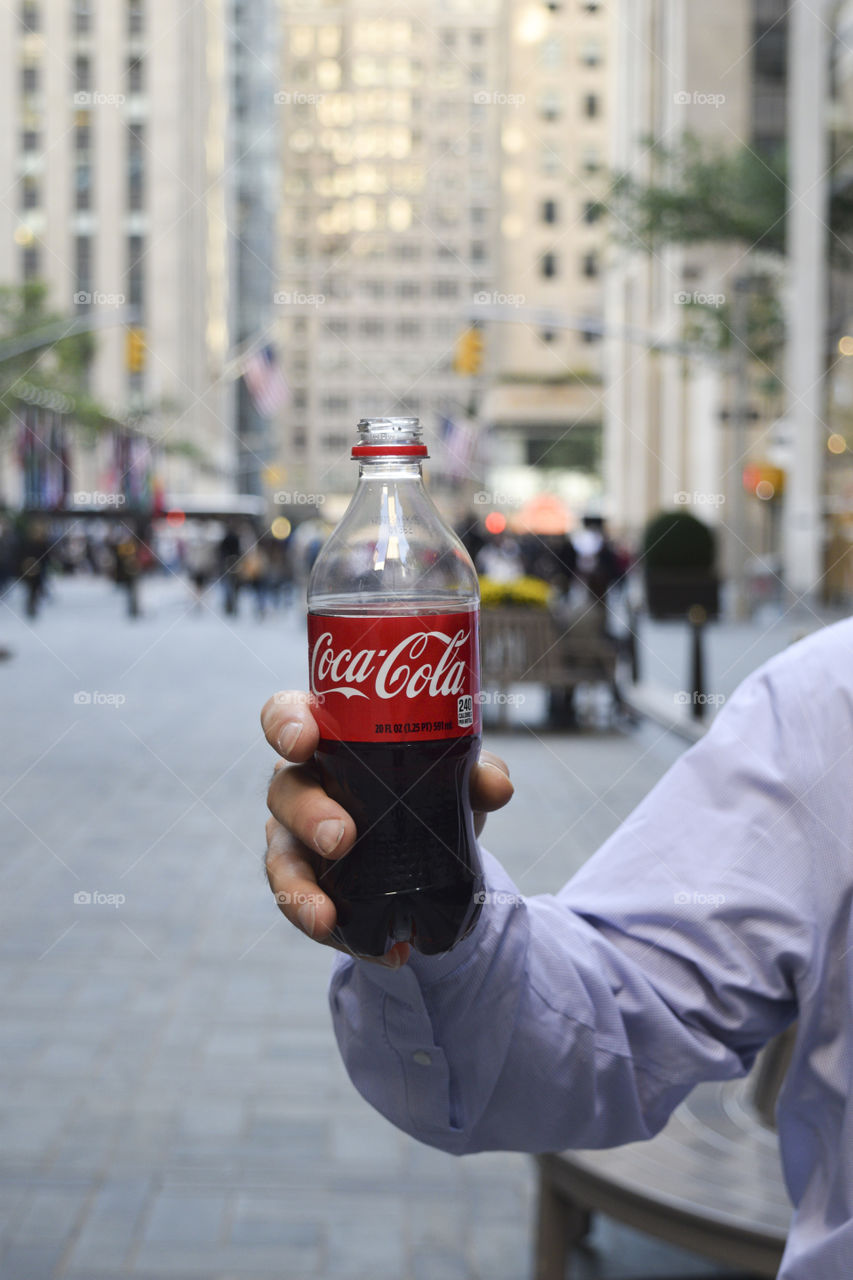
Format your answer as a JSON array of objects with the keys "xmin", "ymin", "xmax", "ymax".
[{"xmin": 307, "ymin": 417, "xmax": 484, "ymax": 958}]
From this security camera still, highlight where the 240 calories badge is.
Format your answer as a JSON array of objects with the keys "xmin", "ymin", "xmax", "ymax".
[{"xmin": 307, "ymin": 610, "xmax": 481, "ymax": 743}]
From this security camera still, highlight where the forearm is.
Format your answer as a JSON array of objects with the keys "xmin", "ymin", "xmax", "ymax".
[{"xmin": 329, "ymin": 848, "xmax": 744, "ymax": 1155}]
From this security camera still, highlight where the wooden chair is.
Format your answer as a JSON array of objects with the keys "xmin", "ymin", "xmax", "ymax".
[{"xmin": 533, "ymin": 1028, "xmax": 795, "ymax": 1279}]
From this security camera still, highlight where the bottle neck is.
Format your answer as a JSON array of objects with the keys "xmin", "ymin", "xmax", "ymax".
[{"xmin": 357, "ymin": 458, "xmax": 424, "ymax": 480}]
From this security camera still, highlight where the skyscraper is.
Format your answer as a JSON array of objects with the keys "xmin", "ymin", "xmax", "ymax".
[
  {"xmin": 0, "ymin": 0, "xmax": 237, "ymax": 505},
  {"xmin": 275, "ymin": 0, "xmax": 504, "ymax": 497}
]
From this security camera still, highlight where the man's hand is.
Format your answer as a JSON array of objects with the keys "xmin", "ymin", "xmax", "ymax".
[{"xmin": 262, "ymin": 690, "xmax": 514, "ymax": 967}]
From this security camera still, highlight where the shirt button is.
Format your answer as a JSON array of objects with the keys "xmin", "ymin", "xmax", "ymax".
[{"xmin": 412, "ymin": 1050, "xmax": 432, "ymax": 1067}]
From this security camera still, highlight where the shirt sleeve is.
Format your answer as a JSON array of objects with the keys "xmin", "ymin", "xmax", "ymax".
[{"xmin": 329, "ymin": 650, "xmax": 819, "ymax": 1156}]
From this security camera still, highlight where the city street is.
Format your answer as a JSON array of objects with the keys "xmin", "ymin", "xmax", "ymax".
[{"xmin": 1, "ymin": 573, "xmax": 776, "ymax": 1280}]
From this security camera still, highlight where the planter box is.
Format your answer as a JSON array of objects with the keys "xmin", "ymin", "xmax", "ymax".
[{"xmin": 645, "ymin": 571, "xmax": 719, "ymax": 621}]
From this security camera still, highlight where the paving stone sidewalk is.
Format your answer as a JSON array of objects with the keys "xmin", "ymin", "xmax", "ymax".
[{"xmin": 0, "ymin": 574, "xmax": 747, "ymax": 1279}]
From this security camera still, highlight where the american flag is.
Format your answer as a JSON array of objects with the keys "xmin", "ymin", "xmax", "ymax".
[
  {"xmin": 242, "ymin": 345, "xmax": 290, "ymax": 418},
  {"xmin": 439, "ymin": 414, "xmax": 477, "ymax": 480}
]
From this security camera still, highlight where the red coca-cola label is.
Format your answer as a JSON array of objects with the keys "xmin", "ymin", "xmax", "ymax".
[{"xmin": 307, "ymin": 610, "xmax": 481, "ymax": 742}]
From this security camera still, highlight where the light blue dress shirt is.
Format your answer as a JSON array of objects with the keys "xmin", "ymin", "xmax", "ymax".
[{"xmin": 330, "ymin": 618, "xmax": 853, "ymax": 1278}]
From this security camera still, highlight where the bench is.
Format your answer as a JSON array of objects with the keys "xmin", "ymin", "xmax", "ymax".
[
  {"xmin": 533, "ymin": 1028, "xmax": 795, "ymax": 1279},
  {"xmin": 480, "ymin": 606, "xmax": 622, "ymax": 724}
]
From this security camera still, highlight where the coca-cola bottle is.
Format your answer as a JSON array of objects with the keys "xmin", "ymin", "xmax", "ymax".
[{"xmin": 307, "ymin": 416, "xmax": 484, "ymax": 958}]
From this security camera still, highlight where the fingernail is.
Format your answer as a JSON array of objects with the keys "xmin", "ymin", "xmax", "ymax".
[
  {"xmin": 277, "ymin": 721, "xmax": 303, "ymax": 757},
  {"xmin": 315, "ymin": 819, "xmax": 345, "ymax": 857},
  {"xmin": 297, "ymin": 902, "xmax": 315, "ymax": 937}
]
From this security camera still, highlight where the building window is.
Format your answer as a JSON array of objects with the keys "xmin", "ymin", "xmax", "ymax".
[
  {"xmin": 127, "ymin": 235, "xmax": 144, "ymax": 308},
  {"xmin": 583, "ymin": 92, "xmax": 600, "ymax": 117},
  {"xmin": 395, "ymin": 281, "xmax": 419, "ymax": 299},
  {"xmin": 471, "ymin": 241, "xmax": 486, "ymax": 262},
  {"xmin": 581, "ymin": 327, "xmax": 601, "ymax": 343},
  {"xmin": 75, "ymin": 235, "xmax": 92, "ymax": 296},
  {"xmin": 22, "ymin": 245, "xmax": 40, "ymax": 279},
  {"xmin": 128, "ymin": 124, "xmax": 145, "ymax": 211},
  {"xmin": 20, "ymin": 2, "xmax": 39, "ymax": 33},
  {"xmin": 21, "ymin": 64, "xmax": 39, "ymax": 95},
  {"xmin": 538, "ymin": 89, "xmax": 562, "ymax": 122},
  {"xmin": 470, "ymin": 29, "xmax": 485, "ymax": 46},
  {"xmin": 22, "ymin": 176, "xmax": 39, "ymax": 209},
  {"xmin": 74, "ymin": 55, "xmax": 91, "ymax": 93},
  {"xmin": 75, "ymin": 115, "xmax": 91, "ymax": 152},
  {"xmin": 582, "ymin": 144, "xmax": 601, "ymax": 172},
  {"xmin": 73, "ymin": 1, "xmax": 92, "ymax": 34},
  {"xmin": 583, "ymin": 200, "xmax": 602, "ymax": 224},
  {"xmin": 74, "ymin": 162, "xmax": 91, "ymax": 210},
  {"xmin": 22, "ymin": 129, "xmax": 40, "ymax": 152},
  {"xmin": 128, "ymin": 0, "xmax": 144, "ymax": 36},
  {"xmin": 433, "ymin": 279, "xmax": 458, "ymax": 298},
  {"xmin": 581, "ymin": 0, "xmax": 601, "ymax": 11},
  {"xmin": 359, "ymin": 318, "xmax": 384, "ymax": 338},
  {"xmin": 580, "ymin": 38, "xmax": 602, "ymax": 65},
  {"xmin": 540, "ymin": 252, "xmax": 558, "ymax": 279},
  {"xmin": 542, "ymin": 199, "xmax": 558, "ymax": 225},
  {"xmin": 397, "ymin": 320, "xmax": 420, "ymax": 338},
  {"xmin": 127, "ymin": 56, "xmax": 144, "ymax": 93},
  {"xmin": 327, "ymin": 320, "xmax": 348, "ymax": 337},
  {"xmin": 540, "ymin": 37, "xmax": 562, "ymax": 70},
  {"xmin": 582, "ymin": 250, "xmax": 599, "ymax": 278}
]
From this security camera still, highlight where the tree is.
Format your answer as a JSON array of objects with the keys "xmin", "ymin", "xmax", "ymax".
[{"xmin": 0, "ymin": 282, "xmax": 117, "ymax": 438}]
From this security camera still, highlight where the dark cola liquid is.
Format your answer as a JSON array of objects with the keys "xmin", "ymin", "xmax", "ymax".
[{"xmin": 315, "ymin": 735, "xmax": 484, "ymax": 957}]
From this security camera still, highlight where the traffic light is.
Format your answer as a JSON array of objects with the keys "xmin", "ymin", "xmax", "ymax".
[
  {"xmin": 454, "ymin": 326, "xmax": 484, "ymax": 376},
  {"xmin": 126, "ymin": 327, "xmax": 147, "ymax": 373}
]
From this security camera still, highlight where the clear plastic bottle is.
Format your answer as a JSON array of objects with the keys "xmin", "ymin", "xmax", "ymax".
[{"xmin": 307, "ymin": 417, "xmax": 484, "ymax": 957}]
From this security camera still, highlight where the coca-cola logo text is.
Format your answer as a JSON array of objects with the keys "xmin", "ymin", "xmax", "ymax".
[{"xmin": 311, "ymin": 628, "xmax": 470, "ymax": 701}]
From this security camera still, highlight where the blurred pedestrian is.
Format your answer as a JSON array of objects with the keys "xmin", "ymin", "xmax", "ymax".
[
  {"xmin": 219, "ymin": 521, "xmax": 241, "ymax": 616},
  {"xmin": 184, "ymin": 531, "xmax": 215, "ymax": 610},
  {"xmin": 242, "ymin": 541, "xmax": 270, "ymax": 620},
  {"xmin": 111, "ymin": 526, "xmax": 142, "ymax": 619},
  {"xmin": 17, "ymin": 518, "xmax": 51, "ymax": 619}
]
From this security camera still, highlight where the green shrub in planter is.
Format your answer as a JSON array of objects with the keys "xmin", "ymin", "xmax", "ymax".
[{"xmin": 642, "ymin": 511, "xmax": 719, "ymax": 620}]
